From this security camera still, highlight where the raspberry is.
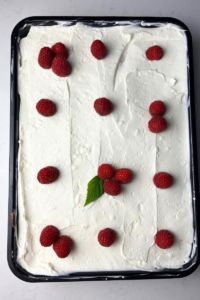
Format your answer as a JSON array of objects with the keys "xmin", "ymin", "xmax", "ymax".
[
  {"xmin": 146, "ymin": 45, "xmax": 164, "ymax": 61},
  {"xmin": 52, "ymin": 55, "xmax": 72, "ymax": 77},
  {"xmin": 153, "ymin": 172, "xmax": 173, "ymax": 189},
  {"xmin": 148, "ymin": 116, "xmax": 167, "ymax": 133},
  {"xmin": 98, "ymin": 164, "xmax": 115, "ymax": 180},
  {"xmin": 94, "ymin": 98, "xmax": 113, "ymax": 116},
  {"xmin": 36, "ymin": 99, "xmax": 57, "ymax": 116},
  {"xmin": 98, "ymin": 228, "xmax": 117, "ymax": 247},
  {"xmin": 53, "ymin": 235, "xmax": 73, "ymax": 258},
  {"xmin": 155, "ymin": 230, "xmax": 174, "ymax": 249},
  {"xmin": 38, "ymin": 47, "xmax": 55, "ymax": 69},
  {"xmin": 40, "ymin": 225, "xmax": 60, "ymax": 247},
  {"xmin": 52, "ymin": 42, "xmax": 69, "ymax": 58},
  {"xmin": 149, "ymin": 100, "xmax": 166, "ymax": 116},
  {"xmin": 115, "ymin": 168, "xmax": 133, "ymax": 184},
  {"xmin": 91, "ymin": 40, "xmax": 107, "ymax": 59},
  {"xmin": 37, "ymin": 166, "xmax": 59, "ymax": 184},
  {"xmin": 103, "ymin": 180, "xmax": 121, "ymax": 196}
]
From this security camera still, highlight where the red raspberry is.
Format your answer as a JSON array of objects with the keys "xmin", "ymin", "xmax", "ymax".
[
  {"xmin": 91, "ymin": 40, "xmax": 107, "ymax": 59},
  {"xmin": 115, "ymin": 168, "xmax": 133, "ymax": 184},
  {"xmin": 103, "ymin": 180, "xmax": 121, "ymax": 196},
  {"xmin": 153, "ymin": 172, "xmax": 173, "ymax": 189},
  {"xmin": 53, "ymin": 235, "xmax": 73, "ymax": 258},
  {"xmin": 148, "ymin": 116, "xmax": 167, "ymax": 133},
  {"xmin": 52, "ymin": 42, "xmax": 69, "ymax": 58},
  {"xmin": 36, "ymin": 99, "xmax": 57, "ymax": 117},
  {"xmin": 40, "ymin": 225, "xmax": 60, "ymax": 247},
  {"xmin": 38, "ymin": 47, "xmax": 55, "ymax": 69},
  {"xmin": 98, "ymin": 164, "xmax": 115, "ymax": 180},
  {"xmin": 98, "ymin": 228, "xmax": 117, "ymax": 247},
  {"xmin": 52, "ymin": 55, "xmax": 72, "ymax": 77},
  {"xmin": 155, "ymin": 230, "xmax": 174, "ymax": 249},
  {"xmin": 94, "ymin": 98, "xmax": 113, "ymax": 116},
  {"xmin": 146, "ymin": 45, "xmax": 164, "ymax": 61},
  {"xmin": 37, "ymin": 166, "xmax": 59, "ymax": 184},
  {"xmin": 149, "ymin": 100, "xmax": 166, "ymax": 116}
]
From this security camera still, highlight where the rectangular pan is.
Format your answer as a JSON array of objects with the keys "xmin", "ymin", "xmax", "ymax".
[{"xmin": 8, "ymin": 16, "xmax": 200, "ymax": 282}]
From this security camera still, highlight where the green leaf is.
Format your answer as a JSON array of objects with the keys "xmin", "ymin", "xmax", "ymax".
[{"xmin": 84, "ymin": 176, "xmax": 104, "ymax": 206}]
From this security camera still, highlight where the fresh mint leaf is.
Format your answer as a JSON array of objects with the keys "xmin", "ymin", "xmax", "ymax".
[{"xmin": 84, "ymin": 176, "xmax": 104, "ymax": 206}]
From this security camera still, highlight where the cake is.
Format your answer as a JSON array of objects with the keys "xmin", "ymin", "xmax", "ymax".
[{"xmin": 17, "ymin": 20, "xmax": 193, "ymax": 276}]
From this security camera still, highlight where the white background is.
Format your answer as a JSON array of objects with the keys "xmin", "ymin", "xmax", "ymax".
[{"xmin": 1, "ymin": 0, "xmax": 200, "ymax": 299}]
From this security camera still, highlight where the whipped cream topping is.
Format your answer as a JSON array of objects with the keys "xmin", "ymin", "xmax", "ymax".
[{"xmin": 17, "ymin": 22, "xmax": 194, "ymax": 275}]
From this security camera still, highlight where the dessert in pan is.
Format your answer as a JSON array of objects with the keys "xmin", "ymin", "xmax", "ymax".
[{"xmin": 10, "ymin": 18, "xmax": 198, "ymax": 280}]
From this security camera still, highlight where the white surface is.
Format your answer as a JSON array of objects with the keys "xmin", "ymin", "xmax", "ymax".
[
  {"xmin": 18, "ymin": 23, "xmax": 193, "ymax": 274},
  {"xmin": 1, "ymin": 0, "xmax": 200, "ymax": 299}
]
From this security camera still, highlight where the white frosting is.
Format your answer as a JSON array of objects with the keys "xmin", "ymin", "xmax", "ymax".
[{"xmin": 17, "ymin": 22, "xmax": 194, "ymax": 275}]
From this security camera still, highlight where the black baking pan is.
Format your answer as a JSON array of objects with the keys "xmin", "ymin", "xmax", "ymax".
[{"xmin": 8, "ymin": 16, "xmax": 200, "ymax": 282}]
